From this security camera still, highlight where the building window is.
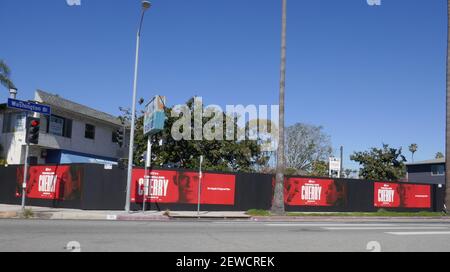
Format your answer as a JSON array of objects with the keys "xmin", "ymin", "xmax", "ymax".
[
  {"xmin": 2, "ymin": 112, "xmax": 26, "ymax": 133},
  {"xmin": 85, "ymin": 124, "xmax": 95, "ymax": 139},
  {"xmin": 46, "ymin": 115, "xmax": 72, "ymax": 138},
  {"xmin": 431, "ymin": 165, "xmax": 445, "ymax": 176}
]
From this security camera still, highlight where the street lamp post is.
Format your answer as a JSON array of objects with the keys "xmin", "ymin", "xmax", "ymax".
[{"xmin": 125, "ymin": 1, "xmax": 152, "ymax": 212}]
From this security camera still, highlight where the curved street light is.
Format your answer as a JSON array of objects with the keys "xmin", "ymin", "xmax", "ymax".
[{"xmin": 125, "ymin": 1, "xmax": 152, "ymax": 212}]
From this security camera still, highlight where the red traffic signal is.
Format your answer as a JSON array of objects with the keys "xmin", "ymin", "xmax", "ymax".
[
  {"xmin": 27, "ymin": 117, "xmax": 41, "ymax": 145},
  {"xmin": 30, "ymin": 120, "xmax": 40, "ymax": 127}
]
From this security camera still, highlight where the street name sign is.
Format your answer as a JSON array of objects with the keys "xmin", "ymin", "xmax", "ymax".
[{"xmin": 7, "ymin": 98, "xmax": 51, "ymax": 116}]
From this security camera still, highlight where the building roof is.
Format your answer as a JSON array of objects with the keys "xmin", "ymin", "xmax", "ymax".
[
  {"xmin": 35, "ymin": 90, "xmax": 123, "ymax": 126},
  {"xmin": 405, "ymin": 158, "xmax": 445, "ymax": 166}
]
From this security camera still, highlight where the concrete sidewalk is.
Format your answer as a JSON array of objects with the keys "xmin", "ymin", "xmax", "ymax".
[
  {"xmin": 2, "ymin": 204, "xmax": 449, "ymax": 222},
  {"xmin": 168, "ymin": 211, "xmax": 251, "ymax": 219},
  {"xmin": 0, "ymin": 204, "xmax": 168, "ymax": 221},
  {"xmin": 0, "ymin": 204, "xmax": 249, "ymax": 221}
]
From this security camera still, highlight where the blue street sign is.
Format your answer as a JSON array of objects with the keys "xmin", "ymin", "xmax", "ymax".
[
  {"xmin": 7, "ymin": 98, "xmax": 52, "ymax": 115},
  {"xmin": 144, "ymin": 96, "xmax": 166, "ymax": 136}
]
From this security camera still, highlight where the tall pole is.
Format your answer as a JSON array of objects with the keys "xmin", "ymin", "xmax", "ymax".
[
  {"xmin": 340, "ymin": 146, "xmax": 343, "ymax": 178},
  {"xmin": 197, "ymin": 155, "xmax": 203, "ymax": 217},
  {"xmin": 21, "ymin": 112, "xmax": 30, "ymax": 210},
  {"xmin": 445, "ymin": 0, "xmax": 450, "ymax": 213},
  {"xmin": 272, "ymin": 0, "xmax": 287, "ymax": 215},
  {"xmin": 143, "ymin": 137, "xmax": 152, "ymax": 212},
  {"xmin": 125, "ymin": 2, "xmax": 151, "ymax": 212},
  {"xmin": 21, "ymin": 144, "xmax": 29, "ymax": 210}
]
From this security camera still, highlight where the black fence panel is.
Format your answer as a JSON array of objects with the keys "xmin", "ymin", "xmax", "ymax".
[
  {"xmin": 0, "ymin": 164, "xmax": 445, "ymax": 212},
  {"xmin": 81, "ymin": 164, "xmax": 127, "ymax": 210},
  {"xmin": 345, "ymin": 179, "xmax": 374, "ymax": 212},
  {"xmin": 235, "ymin": 172, "xmax": 272, "ymax": 211},
  {"xmin": 434, "ymin": 185, "xmax": 446, "ymax": 212},
  {"xmin": 0, "ymin": 165, "xmax": 20, "ymax": 205}
]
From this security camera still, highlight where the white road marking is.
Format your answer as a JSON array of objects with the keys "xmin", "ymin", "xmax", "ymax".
[
  {"xmin": 324, "ymin": 227, "xmax": 448, "ymax": 230},
  {"xmin": 386, "ymin": 231, "xmax": 450, "ymax": 236},
  {"xmin": 265, "ymin": 223, "xmax": 399, "ymax": 227}
]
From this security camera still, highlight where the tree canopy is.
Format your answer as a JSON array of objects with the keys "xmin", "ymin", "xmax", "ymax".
[
  {"xmin": 130, "ymin": 98, "xmax": 269, "ymax": 173},
  {"xmin": 285, "ymin": 123, "xmax": 333, "ymax": 174},
  {"xmin": 350, "ymin": 144, "xmax": 407, "ymax": 181}
]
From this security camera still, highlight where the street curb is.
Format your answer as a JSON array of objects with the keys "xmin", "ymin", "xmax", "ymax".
[
  {"xmin": 115, "ymin": 215, "xmax": 170, "ymax": 221},
  {"xmin": 250, "ymin": 216, "xmax": 450, "ymax": 222},
  {"xmin": 41, "ymin": 212, "xmax": 170, "ymax": 221},
  {"xmin": 168, "ymin": 215, "xmax": 251, "ymax": 219},
  {"xmin": 0, "ymin": 211, "xmax": 170, "ymax": 221},
  {"xmin": 0, "ymin": 211, "xmax": 18, "ymax": 219},
  {"xmin": 167, "ymin": 212, "xmax": 251, "ymax": 219}
]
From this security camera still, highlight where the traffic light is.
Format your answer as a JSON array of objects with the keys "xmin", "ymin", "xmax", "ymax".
[
  {"xmin": 26, "ymin": 117, "xmax": 40, "ymax": 145},
  {"xmin": 116, "ymin": 129, "xmax": 124, "ymax": 148}
]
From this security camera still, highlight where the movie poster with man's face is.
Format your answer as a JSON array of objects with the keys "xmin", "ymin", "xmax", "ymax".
[
  {"xmin": 281, "ymin": 177, "xmax": 348, "ymax": 207},
  {"xmin": 16, "ymin": 165, "xmax": 83, "ymax": 201},
  {"xmin": 374, "ymin": 182, "xmax": 431, "ymax": 208},
  {"xmin": 131, "ymin": 169, "xmax": 236, "ymax": 205}
]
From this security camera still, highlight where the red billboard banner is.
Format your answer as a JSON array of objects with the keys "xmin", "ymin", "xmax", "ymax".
[
  {"xmin": 131, "ymin": 169, "xmax": 236, "ymax": 205},
  {"xmin": 283, "ymin": 177, "xmax": 347, "ymax": 207},
  {"xmin": 374, "ymin": 183, "xmax": 400, "ymax": 208},
  {"xmin": 400, "ymin": 184, "xmax": 431, "ymax": 208},
  {"xmin": 374, "ymin": 182, "xmax": 431, "ymax": 208},
  {"xmin": 16, "ymin": 165, "xmax": 83, "ymax": 200}
]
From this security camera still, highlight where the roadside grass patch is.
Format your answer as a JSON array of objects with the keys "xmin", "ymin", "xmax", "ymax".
[
  {"xmin": 20, "ymin": 208, "xmax": 34, "ymax": 219},
  {"xmin": 246, "ymin": 209, "xmax": 447, "ymax": 217},
  {"xmin": 286, "ymin": 211, "xmax": 446, "ymax": 217},
  {"xmin": 246, "ymin": 209, "xmax": 271, "ymax": 216}
]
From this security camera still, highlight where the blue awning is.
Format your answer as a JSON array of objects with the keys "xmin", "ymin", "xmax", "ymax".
[{"xmin": 59, "ymin": 152, "xmax": 118, "ymax": 165}]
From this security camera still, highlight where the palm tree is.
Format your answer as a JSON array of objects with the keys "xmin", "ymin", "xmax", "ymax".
[
  {"xmin": 271, "ymin": 0, "xmax": 287, "ymax": 215},
  {"xmin": 446, "ymin": 0, "xmax": 450, "ymax": 213},
  {"xmin": 436, "ymin": 152, "xmax": 444, "ymax": 159},
  {"xmin": 408, "ymin": 143, "xmax": 418, "ymax": 163},
  {"xmin": 0, "ymin": 60, "xmax": 15, "ymax": 89}
]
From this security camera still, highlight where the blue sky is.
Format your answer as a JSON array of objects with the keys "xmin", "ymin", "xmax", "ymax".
[{"xmin": 0, "ymin": 0, "xmax": 446, "ymax": 170}]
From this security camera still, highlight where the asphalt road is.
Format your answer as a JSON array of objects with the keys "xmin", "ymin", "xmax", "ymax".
[{"xmin": 1, "ymin": 219, "xmax": 450, "ymax": 252}]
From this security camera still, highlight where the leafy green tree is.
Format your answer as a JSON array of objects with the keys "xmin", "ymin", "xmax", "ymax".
[
  {"xmin": 284, "ymin": 168, "xmax": 299, "ymax": 176},
  {"xmin": 129, "ymin": 98, "xmax": 269, "ymax": 173},
  {"xmin": 310, "ymin": 160, "xmax": 329, "ymax": 177},
  {"xmin": 350, "ymin": 144, "xmax": 407, "ymax": 181},
  {"xmin": 436, "ymin": 152, "xmax": 444, "ymax": 159}
]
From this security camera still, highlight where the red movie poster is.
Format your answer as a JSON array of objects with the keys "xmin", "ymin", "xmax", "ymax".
[
  {"xmin": 131, "ymin": 169, "xmax": 236, "ymax": 205},
  {"xmin": 16, "ymin": 165, "xmax": 83, "ymax": 200},
  {"xmin": 399, "ymin": 184, "xmax": 431, "ymax": 208},
  {"xmin": 374, "ymin": 183, "xmax": 400, "ymax": 208},
  {"xmin": 374, "ymin": 182, "xmax": 431, "ymax": 208},
  {"xmin": 284, "ymin": 178, "xmax": 347, "ymax": 207}
]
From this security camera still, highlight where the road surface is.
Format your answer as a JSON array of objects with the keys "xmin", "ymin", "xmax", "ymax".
[{"xmin": 1, "ymin": 219, "xmax": 450, "ymax": 252}]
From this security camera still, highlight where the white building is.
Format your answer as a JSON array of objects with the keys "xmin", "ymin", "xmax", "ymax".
[{"xmin": 0, "ymin": 90, "xmax": 128, "ymax": 165}]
